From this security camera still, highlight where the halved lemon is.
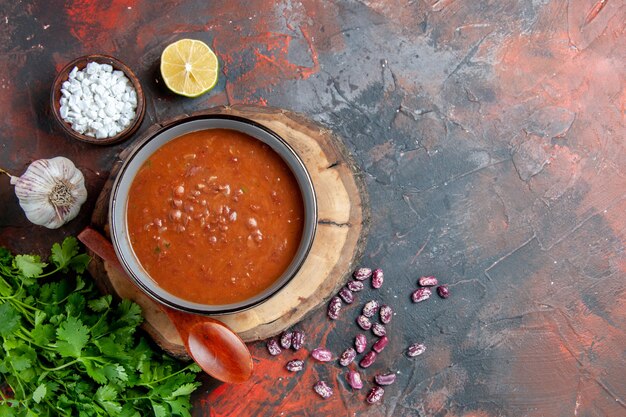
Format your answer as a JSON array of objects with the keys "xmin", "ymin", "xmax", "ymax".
[{"xmin": 160, "ymin": 39, "xmax": 218, "ymax": 97}]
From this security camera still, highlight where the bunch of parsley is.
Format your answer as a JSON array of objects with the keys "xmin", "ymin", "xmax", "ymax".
[{"xmin": 0, "ymin": 237, "xmax": 200, "ymax": 416}]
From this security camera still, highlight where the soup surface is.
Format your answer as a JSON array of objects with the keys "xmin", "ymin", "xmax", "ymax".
[{"xmin": 127, "ymin": 129, "xmax": 304, "ymax": 305}]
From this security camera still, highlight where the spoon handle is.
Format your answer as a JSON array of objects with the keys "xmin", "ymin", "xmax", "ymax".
[{"xmin": 78, "ymin": 226, "xmax": 127, "ymax": 275}]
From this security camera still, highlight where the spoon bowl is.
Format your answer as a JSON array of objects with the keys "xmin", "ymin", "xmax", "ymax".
[{"xmin": 165, "ymin": 308, "xmax": 253, "ymax": 384}]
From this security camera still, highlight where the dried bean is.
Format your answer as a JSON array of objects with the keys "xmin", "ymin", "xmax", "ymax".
[
  {"xmin": 280, "ymin": 331, "xmax": 293, "ymax": 349},
  {"xmin": 355, "ymin": 334, "xmax": 367, "ymax": 353},
  {"xmin": 437, "ymin": 285, "xmax": 450, "ymax": 298},
  {"xmin": 292, "ymin": 330, "xmax": 305, "ymax": 350},
  {"xmin": 372, "ymin": 268, "xmax": 384, "ymax": 289},
  {"xmin": 311, "ymin": 348, "xmax": 333, "ymax": 362},
  {"xmin": 362, "ymin": 300, "xmax": 380, "ymax": 317},
  {"xmin": 313, "ymin": 381, "xmax": 333, "ymax": 399},
  {"xmin": 339, "ymin": 287, "xmax": 354, "ymax": 304},
  {"xmin": 339, "ymin": 347, "xmax": 357, "ymax": 366},
  {"xmin": 286, "ymin": 359, "xmax": 303, "ymax": 372},
  {"xmin": 372, "ymin": 323, "xmax": 386, "ymax": 337},
  {"xmin": 407, "ymin": 342, "xmax": 426, "ymax": 357},
  {"xmin": 356, "ymin": 315, "xmax": 372, "ymax": 330},
  {"xmin": 346, "ymin": 370, "xmax": 364, "ymax": 390},
  {"xmin": 418, "ymin": 275, "xmax": 438, "ymax": 286},
  {"xmin": 374, "ymin": 373, "xmax": 396, "ymax": 386},
  {"xmin": 328, "ymin": 296, "xmax": 342, "ymax": 320},
  {"xmin": 372, "ymin": 336, "xmax": 388, "ymax": 353},
  {"xmin": 353, "ymin": 267, "xmax": 372, "ymax": 281},
  {"xmin": 411, "ymin": 287, "xmax": 431, "ymax": 303},
  {"xmin": 267, "ymin": 339, "xmax": 281, "ymax": 356},
  {"xmin": 360, "ymin": 351, "xmax": 377, "ymax": 368},
  {"xmin": 366, "ymin": 386, "xmax": 384, "ymax": 404},
  {"xmin": 347, "ymin": 280, "xmax": 364, "ymax": 292},
  {"xmin": 379, "ymin": 305, "xmax": 393, "ymax": 324}
]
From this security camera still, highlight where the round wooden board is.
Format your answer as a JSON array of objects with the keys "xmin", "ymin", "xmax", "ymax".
[{"xmin": 87, "ymin": 105, "xmax": 369, "ymax": 359}]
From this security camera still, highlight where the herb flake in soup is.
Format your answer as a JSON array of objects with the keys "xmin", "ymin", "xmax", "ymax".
[{"xmin": 127, "ymin": 129, "xmax": 304, "ymax": 305}]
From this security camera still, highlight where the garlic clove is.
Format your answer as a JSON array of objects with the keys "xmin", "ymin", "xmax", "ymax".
[{"xmin": 9, "ymin": 157, "xmax": 87, "ymax": 229}]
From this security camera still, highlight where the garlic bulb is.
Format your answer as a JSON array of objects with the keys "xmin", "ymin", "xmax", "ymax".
[{"xmin": 2, "ymin": 157, "xmax": 87, "ymax": 229}]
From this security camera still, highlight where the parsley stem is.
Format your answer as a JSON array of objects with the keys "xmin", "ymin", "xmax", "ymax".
[
  {"xmin": 15, "ymin": 330, "xmax": 56, "ymax": 351},
  {"xmin": 37, "ymin": 266, "xmax": 64, "ymax": 278},
  {"xmin": 8, "ymin": 362, "xmax": 27, "ymax": 402},
  {"xmin": 39, "ymin": 359, "xmax": 80, "ymax": 371},
  {"xmin": 142, "ymin": 362, "xmax": 198, "ymax": 387}
]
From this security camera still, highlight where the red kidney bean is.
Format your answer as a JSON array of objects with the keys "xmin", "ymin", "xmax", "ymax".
[
  {"xmin": 313, "ymin": 381, "xmax": 333, "ymax": 399},
  {"xmin": 339, "ymin": 287, "xmax": 354, "ymax": 304},
  {"xmin": 292, "ymin": 330, "xmax": 305, "ymax": 350},
  {"xmin": 347, "ymin": 280, "xmax": 364, "ymax": 292},
  {"xmin": 379, "ymin": 305, "xmax": 393, "ymax": 324},
  {"xmin": 346, "ymin": 370, "xmax": 364, "ymax": 390},
  {"xmin": 366, "ymin": 386, "xmax": 384, "ymax": 404},
  {"xmin": 437, "ymin": 285, "xmax": 450, "ymax": 298},
  {"xmin": 374, "ymin": 373, "xmax": 396, "ymax": 386},
  {"xmin": 360, "ymin": 351, "xmax": 377, "ymax": 368},
  {"xmin": 353, "ymin": 267, "xmax": 372, "ymax": 281},
  {"xmin": 372, "ymin": 323, "xmax": 386, "ymax": 337},
  {"xmin": 267, "ymin": 339, "xmax": 281, "ymax": 356},
  {"xmin": 372, "ymin": 268, "xmax": 384, "ymax": 289},
  {"xmin": 339, "ymin": 347, "xmax": 357, "ymax": 366},
  {"xmin": 411, "ymin": 287, "xmax": 431, "ymax": 303},
  {"xmin": 372, "ymin": 336, "xmax": 388, "ymax": 353},
  {"xmin": 280, "ymin": 331, "xmax": 293, "ymax": 349},
  {"xmin": 418, "ymin": 276, "xmax": 438, "ymax": 286},
  {"xmin": 407, "ymin": 342, "xmax": 426, "ymax": 357},
  {"xmin": 286, "ymin": 359, "xmax": 304, "ymax": 372},
  {"xmin": 328, "ymin": 296, "xmax": 342, "ymax": 320},
  {"xmin": 357, "ymin": 315, "xmax": 372, "ymax": 330},
  {"xmin": 362, "ymin": 300, "xmax": 380, "ymax": 317},
  {"xmin": 311, "ymin": 348, "xmax": 333, "ymax": 362},
  {"xmin": 355, "ymin": 334, "xmax": 367, "ymax": 353}
]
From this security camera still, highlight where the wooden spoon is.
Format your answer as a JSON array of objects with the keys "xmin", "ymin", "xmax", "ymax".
[{"xmin": 78, "ymin": 227, "xmax": 253, "ymax": 384}]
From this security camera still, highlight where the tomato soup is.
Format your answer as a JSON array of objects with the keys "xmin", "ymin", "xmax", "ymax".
[{"xmin": 126, "ymin": 129, "xmax": 304, "ymax": 305}]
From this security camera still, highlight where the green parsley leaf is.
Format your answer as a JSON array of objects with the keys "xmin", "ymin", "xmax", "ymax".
[
  {"xmin": 167, "ymin": 396, "xmax": 193, "ymax": 417},
  {"xmin": 103, "ymin": 363, "xmax": 129, "ymax": 383},
  {"xmin": 170, "ymin": 383, "xmax": 200, "ymax": 398},
  {"xmin": 56, "ymin": 316, "xmax": 90, "ymax": 358},
  {"xmin": 95, "ymin": 384, "xmax": 117, "ymax": 402},
  {"xmin": 152, "ymin": 403, "xmax": 168, "ymax": 417},
  {"xmin": 65, "ymin": 293, "xmax": 86, "ymax": 317},
  {"xmin": 12, "ymin": 354, "xmax": 33, "ymax": 371},
  {"xmin": 14, "ymin": 254, "xmax": 46, "ymax": 278},
  {"xmin": 32, "ymin": 383, "xmax": 47, "ymax": 404},
  {"xmin": 0, "ymin": 404, "xmax": 16, "ymax": 417},
  {"xmin": 117, "ymin": 299, "xmax": 143, "ymax": 327},
  {"xmin": 88, "ymin": 294, "xmax": 112, "ymax": 312},
  {"xmin": 50, "ymin": 237, "xmax": 79, "ymax": 270},
  {"xmin": 31, "ymin": 322, "xmax": 55, "ymax": 346},
  {"xmin": 34, "ymin": 310, "xmax": 46, "ymax": 326},
  {"xmin": 83, "ymin": 359, "xmax": 107, "ymax": 384},
  {"xmin": 0, "ymin": 303, "xmax": 20, "ymax": 337},
  {"xmin": 69, "ymin": 253, "xmax": 91, "ymax": 274}
]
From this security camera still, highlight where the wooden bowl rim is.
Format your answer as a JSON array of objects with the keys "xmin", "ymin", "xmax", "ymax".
[{"xmin": 50, "ymin": 54, "xmax": 146, "ymax": 146}]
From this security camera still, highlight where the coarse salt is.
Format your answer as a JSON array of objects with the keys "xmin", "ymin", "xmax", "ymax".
[{"xmin": 59, "ymin": 61, "xmax": 137, "ymax": 139}]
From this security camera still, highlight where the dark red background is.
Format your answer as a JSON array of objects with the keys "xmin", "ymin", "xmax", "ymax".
[{"xmin": 1, "ymin": 1, "xmax": 624, "ymax": 416}]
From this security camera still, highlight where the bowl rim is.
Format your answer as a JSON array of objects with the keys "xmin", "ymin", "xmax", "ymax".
[
  {"xmin": 50, "ymin": 54, "xmax": 146, "ymax": 146},
  {"xmin": 109, "ymin": 114, "xmax": 318, "ymax": 315}
]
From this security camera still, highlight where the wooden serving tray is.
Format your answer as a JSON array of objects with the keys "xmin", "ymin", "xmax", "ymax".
[{"xmin": 86, "ymin": 105, "xmax": 369, "ymax": 358}]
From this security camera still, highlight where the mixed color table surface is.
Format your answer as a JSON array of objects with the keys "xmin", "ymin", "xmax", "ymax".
[{"xmin": 1, "ymin": 1, "xmax": 624, "ymax": 416}]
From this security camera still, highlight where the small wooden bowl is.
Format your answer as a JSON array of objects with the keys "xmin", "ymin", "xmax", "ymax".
[{"xmin": 50, "ymin": 54, "xmax": 146, "ymax": 145}]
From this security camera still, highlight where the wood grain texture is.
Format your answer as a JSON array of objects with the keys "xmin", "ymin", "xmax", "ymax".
[{"xmin": 86, "ymin": 105, "xmax": 369, "ymax": 358}]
